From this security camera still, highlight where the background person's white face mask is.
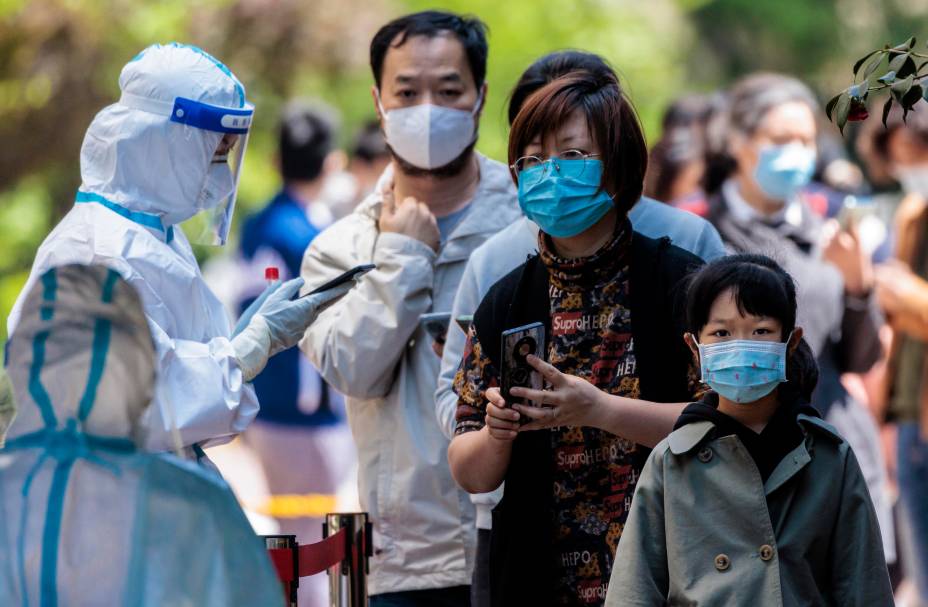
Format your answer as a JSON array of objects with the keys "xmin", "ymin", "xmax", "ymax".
[{"xmin": 377, "ymin": 90, "xmax": 482, "ymax": 170}]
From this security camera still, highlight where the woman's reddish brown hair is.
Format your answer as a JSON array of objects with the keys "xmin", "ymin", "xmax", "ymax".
[{"xmin": 508, "ymin": 70, "xmax": 648, "ymax": 216}]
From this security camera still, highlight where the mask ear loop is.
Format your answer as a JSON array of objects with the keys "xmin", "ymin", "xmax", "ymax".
[
  {"xmin": 374, "ymin": 89, "xmax": 388, "ymax": 123},
  {"xmin": 684, "ymin": 333, "xmax": 708, "ymax": 383},
  {"xmin": 471, "ymin": 87, "xmax": 485, "ymax": 116}
]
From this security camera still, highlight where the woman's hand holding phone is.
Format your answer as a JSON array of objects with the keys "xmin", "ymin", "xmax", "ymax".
[
  {"xmin": 484, "ymin": 387, "xmax": 520, "ymax": 441},
  {"xmin": 510, "ymin": 355, "xmax": 606, "ymax": 431}
]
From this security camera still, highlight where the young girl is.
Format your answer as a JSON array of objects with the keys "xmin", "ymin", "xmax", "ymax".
[{"xmin": 605, "ymin": 254, "xmax": 893, "ymax": 606}]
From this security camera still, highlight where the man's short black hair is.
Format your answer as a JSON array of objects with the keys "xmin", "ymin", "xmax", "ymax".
[
  {"xmin": 278, "ymin": 102, "xmax": 336, "ymax": 182},
  {"xmin": 370, "ymin": 10, "xmax": 488, "ymax": 90}
]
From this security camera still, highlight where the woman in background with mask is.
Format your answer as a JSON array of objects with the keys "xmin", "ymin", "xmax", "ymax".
[
  {"xmin": 701, "ymin": 73, "xmax": 895, "ymax": 561},
  {"xmin": 866, "ymin": 106, "xmax": 928, "ymax": 605},
  {"xmin": 607, "ymin": 254, "xmax": 893, "ymax": 606},
  {"xmin": 448, "ymin": 71, "xmax": 704, "ymax": 606}
]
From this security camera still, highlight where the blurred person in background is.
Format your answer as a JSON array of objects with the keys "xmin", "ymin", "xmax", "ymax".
[
  {"xmin": 6, "ymin": 43, "xmax": 349, "ymax": 463},
  {"xmin": 298, "ymin": 11, "xmax": 522, "ymax": 605},
  {"xmin": 701, "ymin": 72, "xmax": 895, "ymax": 563},
  {"xmin": 866, "ymin": 106, "xmax": 928, "ymax": 605},
  {"xmin": 314, "ymin": 120, "xmax": 391, "ymax": 221},
  {"xmin": 435, "ymin": 49, "xmax": 726, "ymax": 607},
  {"xmin": 646, "ymin": 93, "xmax": 726, "ymax": 215},
  {"xmin": 348, "ymin": 120, "xmax": 392, "ymax": 210},
  {"xmin": 237, "ymin": 100, "xmax": 355, "ymax": 607},
  {"xmin": 645, "ymin": 125, "xmax": 706, "ymax": 206}
]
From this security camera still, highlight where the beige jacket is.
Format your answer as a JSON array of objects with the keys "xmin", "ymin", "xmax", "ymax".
[{"xmin": 298, "ymin": 154, "xmax": 520, "ymax": 595}]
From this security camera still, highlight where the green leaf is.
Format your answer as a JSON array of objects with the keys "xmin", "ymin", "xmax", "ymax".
[
  {"xmin": 825, "ymin": 93, "xmax": 841, "ymax": 121},
  {"xmin": 863, "ymin": 53, "xmax": 884, "ymax": 80},
  {"xmin": 892, "ymin": 75, "xmax": 915, "ymax": 106},
  {"xmin": 853, "ymin": 50, "xmax": 880, "ymax": 77},
  {"xmin": 894, "ymin": 36, "xmax": 916, "ymax": 52},
  {"xmin": 835, "ymin": 92, "xmax": 851, "ymax": 133},
  {"xmin": 902, "ymin": 84, "xmax": 923, "ymax": 120},
  {"xmin": 882, "ymin": 97, "xmax": 894, "ymax": 128},
  {"xmin": 878, "ymin": 70, "xmax": 897, "ymax": 85},
  {"xmin": 889, "ymin": 54, "xmax": 918, "ymax": 78}
]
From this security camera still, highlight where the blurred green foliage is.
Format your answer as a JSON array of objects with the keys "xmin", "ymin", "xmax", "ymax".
[{"xmin": 0, "ymin": 0, "xmax": 923, "ymax": 346}]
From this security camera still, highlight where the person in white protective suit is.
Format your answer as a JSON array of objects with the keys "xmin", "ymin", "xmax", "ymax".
[
  {"xmin": 0, "ymin": 264, "xmax": 285, "ymax": 606},
  {"xmin": 6, "ymin": 43, "xmax": 349, "ymax": 457}
]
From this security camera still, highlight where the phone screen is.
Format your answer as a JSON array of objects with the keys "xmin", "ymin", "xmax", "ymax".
[
  {"xmin": 304, "ymin": 264, "xmax": 376, "ymax": 296},
  {"xmin": 455, "ymin": 315, "xmax": 473, "ymax": 332},
  {"xmin": 500, "ymin": 322, "xmax": 545, "ymax": 410}
]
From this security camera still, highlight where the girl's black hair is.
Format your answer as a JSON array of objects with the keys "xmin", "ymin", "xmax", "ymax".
[{"xmin": 684, "ymin": 254, "xmax": 819, "ymax": 403}]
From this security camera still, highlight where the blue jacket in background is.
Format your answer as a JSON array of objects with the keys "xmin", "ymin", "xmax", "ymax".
[{"xmin": 239, "ymin": 189, "xmax": 339, "ymax": 427}]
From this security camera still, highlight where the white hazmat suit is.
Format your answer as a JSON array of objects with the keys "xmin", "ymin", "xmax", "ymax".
[{"xmin": 7, "ymin": 43, "xmax": 346, "ymax": 455}]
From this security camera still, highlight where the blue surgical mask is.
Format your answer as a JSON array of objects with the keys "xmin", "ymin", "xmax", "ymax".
[
  {"xmin": 696, "ymin": 336, "xmax": 790, "ymax": 404},
  {"xmin": 517, "ymin": 158, "xmax": 614, "ymax": 238},
  {"xmin": 754, "ymin": 143, "xmax": 816, "ymax": 201}
]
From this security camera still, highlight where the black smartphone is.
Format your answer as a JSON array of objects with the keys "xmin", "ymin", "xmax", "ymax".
[
  {"xmin": 500, "ymin": 322, "xmax": 545, "ymax": 411},
  {"xmin": 455, "ymin": 315, "xmax": 473, "ymax": 332},
  {"xmin": 420, "ymin": 312, "xmax": 452, "ymax": 343},
  {"xmin": 304, "ymin": 264, "xmax": 376, "ymax": 296}
]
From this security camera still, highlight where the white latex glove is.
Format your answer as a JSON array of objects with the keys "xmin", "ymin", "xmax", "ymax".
[
  {"xmin": 232, "ymin": 280, "xmax": 284, "ymax": 337},
  {"xmin": 231, "ymin": 277, "xmax": 353, "ymax": 381}
]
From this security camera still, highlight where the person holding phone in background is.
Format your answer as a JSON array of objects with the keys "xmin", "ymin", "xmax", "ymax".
[
  {"xmin": 297, "ymin": 11, "xmax": 521, "ymax": 605},
  {"xmin": 447, "ymin": 70, "xmax": 704, "ymax": 606},
  {"xmin": 863, "ymin": 106, "xmax": 928, "ymax": 604}
]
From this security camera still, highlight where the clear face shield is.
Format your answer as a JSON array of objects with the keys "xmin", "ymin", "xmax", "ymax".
[{"xmin": 169, "ymin": 96, "xmax": 254, "ymax": 245}]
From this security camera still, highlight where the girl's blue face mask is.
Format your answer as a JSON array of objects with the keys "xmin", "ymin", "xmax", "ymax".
[
  {"xmin": 517, "ymin": 158, "xmax": 614, "ymax": 238},
  {"xmin": 695, "ymin": 334, "xmax": 792, "ymax": 404}
]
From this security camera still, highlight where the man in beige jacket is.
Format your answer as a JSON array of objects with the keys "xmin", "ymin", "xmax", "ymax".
[{"xmin": 298, "ymin": 10, "xmax": 520, "ymax": 605}]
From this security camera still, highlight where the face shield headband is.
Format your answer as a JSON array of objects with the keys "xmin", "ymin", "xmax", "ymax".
[{"xmin": 118, "ymin": 91, "xmax": 254, "ymax": 245}]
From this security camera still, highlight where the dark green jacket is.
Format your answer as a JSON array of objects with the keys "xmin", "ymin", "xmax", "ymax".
[{"xmin": 606, "ymin": 414, "xmax": 893, "ymax": 606}]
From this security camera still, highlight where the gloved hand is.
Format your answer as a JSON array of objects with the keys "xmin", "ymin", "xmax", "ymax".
[
  {"xmin": 231, "ymin": 277, "xmax": 354, "ymax": 381},
  {"xmin": 232, "ymin": 280, "xmax": 283, "ymax": 337}
]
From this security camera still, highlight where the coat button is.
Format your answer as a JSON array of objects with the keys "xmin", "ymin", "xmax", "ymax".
[
  {"xmin": 714, "ymin": 554, "xmax": 730, "ymax": 571},
  {"xmin": 759, "ymin": 545, "xmax": 774, "ymax": 561},
  {"xmin": 698, "ymin": 447, "xmax": 713, "ymax": 463}
]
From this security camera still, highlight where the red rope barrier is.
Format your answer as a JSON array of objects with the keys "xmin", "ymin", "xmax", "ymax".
[{"xmin": 267, "ymin": 527, "xmax": 348, "ymax": 582}]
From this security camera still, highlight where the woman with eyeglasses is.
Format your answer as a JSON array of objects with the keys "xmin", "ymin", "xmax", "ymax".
[{"xmin": 447, "ymin": 70, "xmax": 704, "ymax": 606}]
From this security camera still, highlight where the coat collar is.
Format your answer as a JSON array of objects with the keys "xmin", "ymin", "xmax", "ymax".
[
  {"xmin": 668, "ymin": 420, "xmax": 714, "ymax": 455},
  {"xmin": 668, "ymin": 412, "xmax": 844, "ymax": 495},
  {"xmin": 667, "ymin": 412, "xmax": 841, "ymax": 456}
]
